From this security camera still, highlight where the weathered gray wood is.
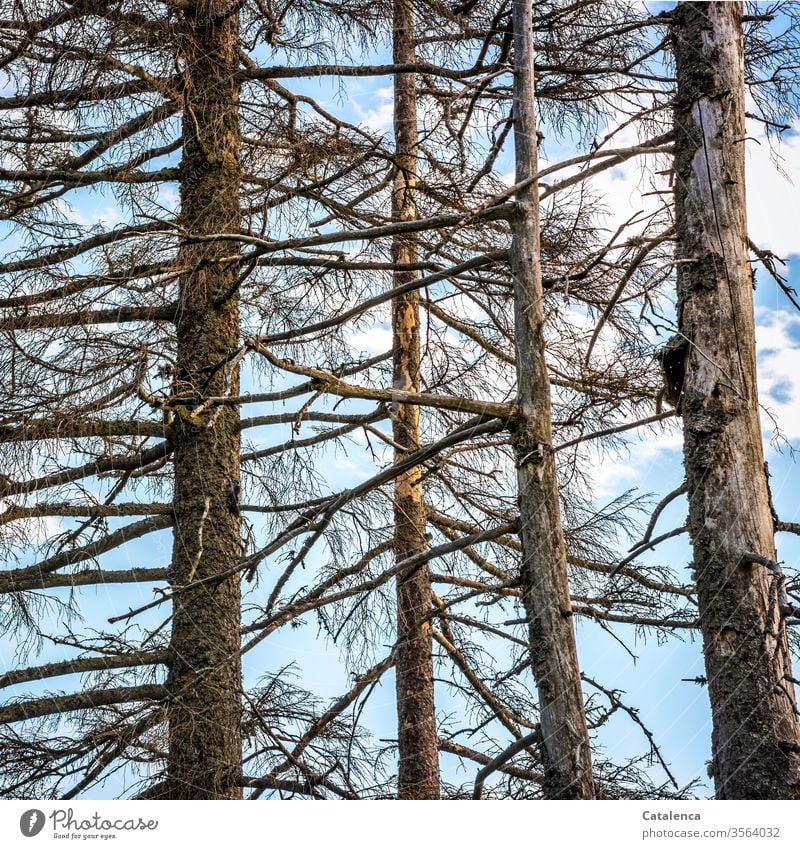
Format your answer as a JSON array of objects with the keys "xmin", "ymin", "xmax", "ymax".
[
  {"xmin": 510, "ymin": 0, "xmax": 595, "ymax": 800},
  {"xmin": 673, "ymin": 0, "xmax": 800, "ymax": 799}
]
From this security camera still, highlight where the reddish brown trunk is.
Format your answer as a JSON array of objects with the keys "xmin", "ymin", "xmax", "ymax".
[{"xmin": 392, "ymin": 0, "xmax": 440, "ymax": 800}]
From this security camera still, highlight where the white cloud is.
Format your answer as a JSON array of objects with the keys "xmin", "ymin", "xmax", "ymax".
[
  {"xmin": 73, "ymin": 204, "xmax": 124, "ymax": 229},
  {"xmin": 347, "ymin": 324, "xmax": 393, "ymax": 355},
  {"xmin": 0, "ymin": 504, "xmax": 65, "ymax": 547},
  {"xmin": 588, "ymin": 421, "xmax": 683, "ymax": 500},
  {"xmin": 540, "ymin": 112, "xmax": 800, "ymax": 261},
  {"xmin": 744, "ymin": 124, "xmax": 800, "ymax": 258},
  {"xmin": 350, "ymin": 85, "xmax": 394, "ymax": 134},
  {"xmin": 756, "ymin": 306, "xmax": 800, "ymax": 442},
  {"xmin": 587, "ymin": 304, "xmax": 800, "ymax": 502}
]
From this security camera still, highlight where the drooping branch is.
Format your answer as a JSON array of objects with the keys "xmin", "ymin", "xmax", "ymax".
[
  {"xmin": 0, "ymin": 685, "xmax": 169, "ymax": 725},
  {"xmin": 0, "ymin": 652, "xmax": 169, "ymax": 690},
  {"xmin": 0, "ymin": 515, "xmax": 173, "ymax": 593}
]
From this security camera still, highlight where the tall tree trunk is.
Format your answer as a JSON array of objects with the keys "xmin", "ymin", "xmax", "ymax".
[
  {"xmin": 164, "ymin": 0, "xmax": 243, "ymax": 799},
  {"xmin": 510, "ymin": 0, "xmax": 595, "ymax": 800},
  {"xmin": 672, "ymin": 1, "xmax": 800, "ymax": 799},
  {"xmin": 392, "ymin": 0, "xmax": 440, "ymax": 800}
]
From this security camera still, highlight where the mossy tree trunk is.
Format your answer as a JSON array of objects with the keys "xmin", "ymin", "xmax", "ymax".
[{"xmin": 164, "ymin": 0, "xmax": 244, "ymax": 800}]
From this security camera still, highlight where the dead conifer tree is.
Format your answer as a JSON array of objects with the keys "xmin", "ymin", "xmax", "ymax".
[
  {"xmin": 391, "ymin": 0, "xmax": 440, "ymax": 799},
  {"xmin": 160, "ymin": 0, "xmax": 244, "ymax": 800},
  {"xmin": 671, "ymin": 0, "xmax": 800, "ymax": 799},
  {"xmin": 508, "ymin": 0, "xmax": 595, "ymax": 799}
]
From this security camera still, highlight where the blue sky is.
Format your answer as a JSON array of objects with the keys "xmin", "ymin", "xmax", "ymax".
[{"xmin": 3, "ymin": 5, "xmax": 800, "ymax": 799}]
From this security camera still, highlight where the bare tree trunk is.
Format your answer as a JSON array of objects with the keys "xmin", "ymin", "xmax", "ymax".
[
  {"xmin": 509, "ymin": 0, "xmax": 595, "ymax": 800},
  {"xmin": 392, "ymin": 0, "xmax": 440, "ymax": 800},
  {"xmin": 672, "ymin": 0, "xmax": 800, "ymax": 799},
  {"xmin": 164, "ymin": 0, "xmax": 243, "ymax": 799}
]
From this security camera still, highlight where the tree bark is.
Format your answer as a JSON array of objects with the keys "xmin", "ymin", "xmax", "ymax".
[
  {"xmin": 509, "ymin": 0, "xmax": 595, "ymax": 800},
  {"xmin": 672, "ymin": 0, "xmax": 800, "ymax": 799},
  {"xmin": 163, "ymin": 0, "xmax": 244, "ymax": 800},
  {"xmin": 392, "ymin": 0, "xmax": 440, "ymax": 800}
]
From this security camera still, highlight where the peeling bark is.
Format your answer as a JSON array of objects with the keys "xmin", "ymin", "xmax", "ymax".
[
  {"xmin": 672, "ymin": 1, "xmax": 800, "ymax": 799},
  {"xmin": 392, "ymin": 0, "xmax": 440, "ymax": 800},
  {"xmin": 163, "ymin": 0, "xmax": 243, "ymax": 800},
  {"xmin": 509, "ymin": 0, "xmax": 595, "ymax": 799}
]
